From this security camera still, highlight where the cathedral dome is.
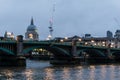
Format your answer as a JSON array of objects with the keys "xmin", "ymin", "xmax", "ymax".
[
  {"xmin": 25, "ymin": 18, "xmax": 39, "ymax": 41},
  {"xmin": 27, "ymin": 18, "xmax": 37, "ymax": 31},
  {"xmin": 27, "ymin": 25, "xmax": 37, "ymax": 31}
]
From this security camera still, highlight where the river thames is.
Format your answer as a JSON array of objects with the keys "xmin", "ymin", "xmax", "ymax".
[{"xmin": 0, "ymin": 59, "xmax": 120, "ymax": 80}]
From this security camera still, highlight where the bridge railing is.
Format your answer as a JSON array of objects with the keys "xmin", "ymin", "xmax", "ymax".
[
  {"xmin": 0, "ymin": 40, "xmax": 16, "ymax": 43},
  {"xmin": 0, "ymin": 40, "xmax": 120, "ymax": 50}
]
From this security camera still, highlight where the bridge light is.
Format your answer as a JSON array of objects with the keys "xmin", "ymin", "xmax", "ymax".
[
  {"xmin": 102, "ymin": 41, "xmax": 106, "ymax": 47},
  {"xmin": 86, "ymin": 54, "xmax": 89, "ymax": 57},
  {"xmin": 98, "ymin": 43, "xmax": 100, "ymax": 46},
  {"xmin": 78, "ymin": 38, "xmax": 82, "ymax": 41},
  {"xmin": 111, "ymin": 45, "xmax": 113, "ymax": 48},
  {"xmin": 60, "ymin": 39, "xmax": 64, "ymax": 42},
  {"xmin": 94, "ymin": 43, "xmax": 97, "ymax": 46},
  {"xmin": 111, "ymin": 42, "xmax": 114, "ymax": 45},
  {"xmin": 110, "ymin": 42, "xmax": 114, "ymax": 48},
  {"xmin": 91, "ymin": 40, "xmax": 94, "ymax": 43},
  {"xmin": 103, "ymin": 44, "xmax": 105, "ymax": 46},
  {"xmin": 39, "ymin": 48, "xmax": 43, "ymax": 51},
  {"xmin": 85, "ymin": 42, "xmax": 88, "ymax": 45},
  {"xmin": 102, "ymin": 41, "xmax": 105, "ymax": 44},
  {"xmin": 64, "ymin": 37, "xmax": 68, "ymax": 40}
]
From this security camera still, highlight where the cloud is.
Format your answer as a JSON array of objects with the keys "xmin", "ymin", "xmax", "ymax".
[{"xmin": 0, "ymin": 0, "xmax": 120, "ymax": 39}]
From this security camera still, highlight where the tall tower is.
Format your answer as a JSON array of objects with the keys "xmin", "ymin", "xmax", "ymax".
[
  {"xmin": 47, "ymin": 0, "xmax": 56, "ymax": 40},
  {"xmin": 25, "ymin": 18, "xmax": 39, "ymax": 41}
]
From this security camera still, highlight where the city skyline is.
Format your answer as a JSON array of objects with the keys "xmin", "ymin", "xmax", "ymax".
[{"xmin": 0, "ymin": 0, "xmax": 120, "ymax": 39}]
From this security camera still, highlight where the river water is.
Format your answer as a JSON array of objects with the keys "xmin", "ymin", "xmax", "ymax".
[{"xmin": 0, "ymin": 59, "xmax": 120, "ymax": 80}]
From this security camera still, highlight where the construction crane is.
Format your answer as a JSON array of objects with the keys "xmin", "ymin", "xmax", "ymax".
[
  {"xmin": 48, "ymin": 0, "xmax": 56, "ymax": 40},
  {"xmin": 114, "ymin": 18, "xmax": 120, "ymax": 27}
]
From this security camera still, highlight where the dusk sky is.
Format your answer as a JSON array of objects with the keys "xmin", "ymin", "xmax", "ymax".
[{"xmin": 0, "ymin": 0, "xmax": 120, "ymax": 39}]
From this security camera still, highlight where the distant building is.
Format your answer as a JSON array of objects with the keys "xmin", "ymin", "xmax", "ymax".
[
  {"xmin": 25, "ymin": 18, "xmax": 39, "ymax": 41},
  {"xmin": 106, "ymin": 30, "xmax": 113, "ymax": 38},
  {"xmin": 85, "ymin": 34, "xmax": 91, "ymax": 38},
  {"xmin": 4, "ymin": 31, "xmax": 15, "ymax": 40},
  {"xmin": 114, "ymin": 29, "xmax": 120, "ymax": 48},
  {"xmin": 114, "ymin": 30, "xmax": 120, "ymax": 39}
]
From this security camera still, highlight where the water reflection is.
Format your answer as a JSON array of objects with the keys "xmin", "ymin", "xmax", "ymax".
[
  {"xmin": 62, "ymin": 67, "xmax": 70, "ymax": 80},
  {"xmin": 0, "ymin": 60, "xmax": 120, "ymax": 80},
  {"xmin": 44, "ymin": 68, "xmax": 54, "ymax": 80},
  {"xmin": 100, "ymin": 65, "xmax": 107, "ymax": 80},
  {"xmin": 2, "ymin": 69, "xmax": 13, "ymax": 80},
  {"xmin": 109, "ymin": 65, "xmax": 115, "ymax": 79},
  {"xmin": 89, "ymin": 65, "xmax": 95, "ymax": 80},
  {"xmin": 24, "ymin": 69, "xmax": 33, "ymax": 80},
  {"xmin": 32, "ymin": 64, "xmax": 120, "ymax": 80},
  {"xmin": 75, "ymin": 66, "xmax": 83, "ymax": 80}
]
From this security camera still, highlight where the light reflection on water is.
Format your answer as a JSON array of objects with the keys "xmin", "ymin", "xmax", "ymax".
[
  {"xmin": 44, "ymin": 68, "xmax": 54, "ymax": 80},
  {"xmin": 24, "ymin": 69, "xmax": 33, "ymax": 80},
  {"xmin": 0, "ymin": 60, "xmax": 120, "ymax": 80}
]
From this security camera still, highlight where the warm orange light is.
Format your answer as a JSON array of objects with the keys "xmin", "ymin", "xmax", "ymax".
[{"xmin": 29, "ymin": 34, "xmax": 33, "ymax": 39}]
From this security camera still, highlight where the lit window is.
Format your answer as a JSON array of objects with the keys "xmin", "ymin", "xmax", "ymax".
[{"xmin": 29, "ymin": 34, "xmax": 33, "ymax": 39}]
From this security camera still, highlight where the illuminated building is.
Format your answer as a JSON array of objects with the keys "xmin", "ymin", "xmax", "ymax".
[
  {"xmin": 4, "ymin": 31, "xmax": 15, "ymax": 40},
  {"xmin": 25, "ymin": 18, "xmax": 39, "ymax": 41}
]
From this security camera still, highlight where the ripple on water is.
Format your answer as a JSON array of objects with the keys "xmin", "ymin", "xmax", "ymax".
[{"xmin": 0, "ymin": 60, "xmax": 120, "ymax": 80}]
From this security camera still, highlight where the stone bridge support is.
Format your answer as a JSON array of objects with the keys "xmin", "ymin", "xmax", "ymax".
[
  {"xmin": 71, "ymin": 39, "xmax": 78, "ymax": 57},
  {"xmin": 16, "ymin": 35, "xmax": 26, "ymax": 66}
]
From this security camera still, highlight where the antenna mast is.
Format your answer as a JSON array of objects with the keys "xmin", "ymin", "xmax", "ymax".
[{"xmin": 48, "ymin": 0, "xmax": 56, "ymax": 40}]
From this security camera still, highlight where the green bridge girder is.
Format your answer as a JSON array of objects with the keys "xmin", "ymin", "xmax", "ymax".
[
  {"xmin": 0, "ymin": 41, "xmax": 120, "ymax": 57},
  {"xmin": 0, "ymin": 47, "xmax": 14, "ymax": 55}
]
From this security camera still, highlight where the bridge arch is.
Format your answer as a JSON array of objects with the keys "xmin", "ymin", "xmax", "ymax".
[
  {"xmin": 111, "ymin": 51, "xmax": 120, "ymax": 62},
  {"xmin": 0, "ymin": 47, "xmax": 14, "ymax": 55},
  {"xmin": 77, "ymin": 49, "xmax": 106, "ymax": 57},
  {"xmin": 77, "ymin": 49, "xmax": 108, "ymax": 63},
  {"xmin": 23, "ymin": 46, "xmax": 70, "ymax": 57},
  {"xmin": 111, "ymin": 51, "xmax": 120, "ymax": 55}
]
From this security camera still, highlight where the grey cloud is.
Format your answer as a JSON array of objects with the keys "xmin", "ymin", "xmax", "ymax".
[{"xmin": 0, "ymin": 0, "xmax": 120, "ymax": 39}]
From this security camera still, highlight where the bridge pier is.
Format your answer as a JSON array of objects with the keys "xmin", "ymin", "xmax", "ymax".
[
  {"xmin": 16, "ymin": 35, "xmax": 26, "ymax": 66},
  {"xmin": 71, "ymin": 38, "xmax": 78, "ymax": 57},
  {"xmin": 16, "ymin": 56, "xmax": 26, "ymax": 66}
]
